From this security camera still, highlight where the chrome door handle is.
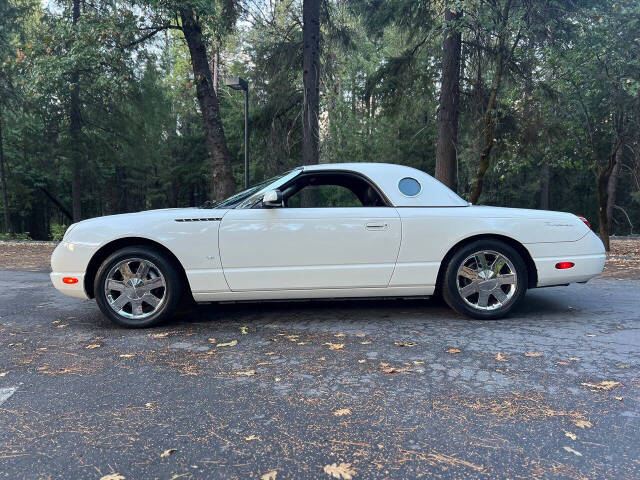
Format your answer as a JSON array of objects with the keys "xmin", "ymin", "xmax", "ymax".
[{"xmin": 365, "ymin": 222, "xmax": 389, "ymax": 231}]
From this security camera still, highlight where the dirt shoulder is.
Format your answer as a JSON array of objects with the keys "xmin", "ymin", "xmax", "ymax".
[
  {"xmin": 0, "ymin": 241, "xmax": 56, "ymax": 271},
  {"xmin": 602, "ymin": 238, "xmax": 640, "ymax": 280},
  {"xmin": 1, "ymin": 238, "xmax": 639, "ymax": 278}
]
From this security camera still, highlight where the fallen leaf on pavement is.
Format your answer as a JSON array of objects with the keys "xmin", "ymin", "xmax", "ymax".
[
  {"xmin": 150, "ymin": 333, "xmax": 169, "ymax": 339},
  {"xmin": 586, "ymin": 334, "xmax": 596, "ymax": 337},
  {"xmin": 145, "ymin": 402, "xmax": 153, "ymax": 408},
  {"xmin": 208, "ymin": 338, "xmax": 216, "ymax": 344},
  {"xmin": 615, "ymin": 363, "xmax": 630, "ymax": 369},
  {"xmin": 446, "ymin": 348, "xmax": 461, "ymax": 354},
  {"xmin": 573, "ymin": 419, "xmax": 592, "ymax": 429},
  {"xmin": 563, "ymin": 446, "xmax": 582, "ymax": 456},
  {"xmin": 0, "ymin": 372, "xmax": 7, "ymax": 377},
  {"xmin": 217, "ymin": 340, "xmax": 237, "ymax": 347},
  {"xmin": 324, "ymin": 342, "xmax": 344, "ymax": 350},
  {"xmin": 395, "ymin": 341, "xmax": 417, "ymax": 347},
  {"xmin": 160, "ymin": 448, "xmax": 176, "ymax": 458},
  {"xmin": 334, "ymin": 333, "xmax": 345, "ymax": 337},
  {"xmin": 569, "ymin": 357, "xmax": 580, "ymax": 361},
  {"xmin": 261, "ymin": 471, "xmax": 277, "ymax": 480},
  {"xmin": 236, "ymin": 369, "xmax": 256, "ymax": 376},
  {"xmin": 360, "ymin": 340, "xmax": 372, "ymax": 345},
  {"xmin": 245, "ymin": 435, "xmax": 260, "ymax": 441},
  {"xmin": 413, "ymin": 361, "xmax": 424, "ymax": 365},
  {"xmin": 240, "ymin": 326, "xmax": 248, "ymax": 335},
  {"xmin": 323, "ymin": 462, "xmax": 356, "ymax": 479},
  {"xmin": 100, "ymin": 474, "xmax": 125, "ymax": 480},
  {"xmin": 495, "ymin": 352, "xmax": 507, "ymax": 362},
  {"xmin": 358, "ymin": 359, "xmax": 366, "ymax": 364},
  {"xmin": 524, "ymin": 352, "xmax": 543, "ymax": 357},
  {"xmin": 564, "ymin": 431, "xmax": 577, "ymax": 440},
  {"xmin": 614, "ymin": 396, "xmax": 623, "ymax": 401},
  {"xmin": 85, "ymin": 344, "xmax": 101, "ymax": 349},
  {"xmin": 119, "ymin": 354, "xmax": 134, "ymax": 358},
  {"xmin": 581, "ymin": 380, "xmax": 620, "ymax": 391},
  {"xmin": 333, "ymin": 408, "xmax": 351, "ymax": 417},
  {"xmin": 381, "ymin": 364, "xmax": 408, "ymax": 374}
]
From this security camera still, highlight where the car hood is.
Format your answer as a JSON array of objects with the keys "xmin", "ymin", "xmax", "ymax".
[{"xmin": 63, "ymin": 207, "xmax": 230, "ymax": 244}]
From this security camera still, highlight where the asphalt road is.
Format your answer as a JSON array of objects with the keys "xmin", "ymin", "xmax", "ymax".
[{"xmin": 0, "ymin": 270, "xmax": 638, "ymax": 480}]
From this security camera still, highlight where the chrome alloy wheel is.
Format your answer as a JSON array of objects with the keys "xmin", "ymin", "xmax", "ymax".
[
  {"xmin": 104, "ymin": 258, "xmax": 166, "ymax": 320},
  {"xmin": 456, "ymin": 250, "xmax": 518, "ymax": 311}
]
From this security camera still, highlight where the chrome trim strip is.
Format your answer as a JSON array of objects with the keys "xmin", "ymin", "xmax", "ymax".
[{"xmin": 174, "ymin": 218, "xmax": 222, "ymax": 222}]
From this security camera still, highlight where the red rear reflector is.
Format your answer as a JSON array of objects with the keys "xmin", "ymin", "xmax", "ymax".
[
  {"xmin": 575, "ymin": 215, "xmax": 591, "ymax": 229},
  {"xmin": 62, "ymin": 277, "xmax": 79, "ymax": 284},
  {"xmin": 555, "ymin": 262, "xmax": 575, "ymax": 270}
]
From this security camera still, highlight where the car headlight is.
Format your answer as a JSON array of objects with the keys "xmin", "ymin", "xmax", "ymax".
[{"xmin": 63, "ymin": 223, "xmax": 78, "ymax": 241}]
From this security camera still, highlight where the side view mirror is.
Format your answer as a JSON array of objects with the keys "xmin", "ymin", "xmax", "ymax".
[{"xmin": 262, "ymin": 189, "xmax": 283, "ymax": 208}]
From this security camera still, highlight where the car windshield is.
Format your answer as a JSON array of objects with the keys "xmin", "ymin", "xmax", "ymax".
[{"xmin": 201, "ymin": 170, "xmax": 298, "ymax": 209}]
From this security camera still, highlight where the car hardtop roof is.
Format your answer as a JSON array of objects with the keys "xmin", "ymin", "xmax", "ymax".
[{"xmin": 298, "ymin": 162, "xmax": 469, "ymax": 207}]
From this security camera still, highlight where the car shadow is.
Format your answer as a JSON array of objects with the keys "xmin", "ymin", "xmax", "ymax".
[{"xmin": 168, "ymin": 287, "xmax": 576, "ymax": 328}]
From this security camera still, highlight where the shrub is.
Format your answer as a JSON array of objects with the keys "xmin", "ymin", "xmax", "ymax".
[
  {"xmin": 50, "ymin": 224, "xmax": 68, "ymax": 242},
  {"xmin": 0, "ymin": 232, "xmax": 32, "ymax": 241}
]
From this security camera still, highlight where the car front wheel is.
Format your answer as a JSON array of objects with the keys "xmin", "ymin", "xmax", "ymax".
[
  {"xmin": 94, "ymin": 246, "xmax": 183, "ymax": 328},
  {"xmin": 442, "ymin": 240, "xmax": 528, "ymax": 319}
]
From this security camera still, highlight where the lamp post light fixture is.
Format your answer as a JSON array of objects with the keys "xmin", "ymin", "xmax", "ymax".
[{"xmin": 225, "ymin": 77, "xmax": 250, "ymax": 189}]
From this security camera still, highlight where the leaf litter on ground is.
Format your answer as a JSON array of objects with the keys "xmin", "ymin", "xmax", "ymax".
[{"xmin": 323, "ymin": 462, "xmax": 356, "ymax": 479}]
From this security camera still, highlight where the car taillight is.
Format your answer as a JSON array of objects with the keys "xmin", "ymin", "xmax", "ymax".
[
  {"xmin": 555, "ymin": 262, "xmax": 575, "ymax": 270},
  {"xmin": 62, "ymin": 277, "xmax": 79, "ymax": 284},
  {"xmin": 575, "ymin": 215, "xmax": 591, "ymax": 229}
]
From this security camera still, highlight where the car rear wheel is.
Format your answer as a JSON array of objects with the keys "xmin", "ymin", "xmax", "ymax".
[
  {"xmin": 442, "ymin": 240, "xmax": 528, "ymax": 319},
  {"xmin": 94, "ymin": 246, "xmax": 183, "ymax": 328}
]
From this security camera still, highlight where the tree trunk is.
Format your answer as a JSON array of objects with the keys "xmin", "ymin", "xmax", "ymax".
[
  {"xmin": 38, "ymin": 187, "xmax": 73, "ymax": 222},
  {"xmin": 210, "ymin": 44, "xmax": 219, "ymax": 94},
  {"xmin": 70, "ymin": 0, "xmax": 82, "ymax": 221},
  {"xmin": 435, "ymin": 6, "xmax": 462, "ymax": 191},
  {"xmin": 302, "ymin": 0, "xmax": 320, "ymax": 165},
  {"xmin": 606, "ymin": 139, "xmax": 624, "ymax": 233},
  {"xmin": 597, "ymin": 143, "xmax": 623, "ymax": 252},
  {"xmin": 539, "ymin": 160, "xmax": 550, "ymax": 210},
  {"xmin": 180, "ymin": 8, "xmax": 235, "ymax": 201},
  {"xmin": 469, "ymin": 0, "xmax": 512, "ymax": 204},
  {"xmin": 0, "ymin": 112, "xmax": 10, "ymax": 233}
]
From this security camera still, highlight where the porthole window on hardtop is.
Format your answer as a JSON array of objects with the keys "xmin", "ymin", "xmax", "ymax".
[{"xmin": 398, "ymin": 177, "xmax": 421, "ymax": 197}]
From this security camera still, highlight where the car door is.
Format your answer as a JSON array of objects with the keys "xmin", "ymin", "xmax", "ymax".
[{"xmin": 218, "ymin": 172, "xmax": 401, "ymax": 291}]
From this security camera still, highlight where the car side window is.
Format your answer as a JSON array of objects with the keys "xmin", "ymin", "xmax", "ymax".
[
  {"xmin": 287, "ymin": 185, "xmax": 363, "ymax": 208},
  {"xmin": 282, "ymin": 173, "xmax": 385, "ymax": 208}
]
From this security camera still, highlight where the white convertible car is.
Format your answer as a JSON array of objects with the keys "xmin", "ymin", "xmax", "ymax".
[{"xmin": 51, "ymin": 163, "xmax": 605, "ymax": 327}]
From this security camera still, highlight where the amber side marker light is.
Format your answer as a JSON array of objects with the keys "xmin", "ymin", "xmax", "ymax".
[
  {"xmin": 62, "ymin": 277, "xmax": 79, "ymax": 284},
  {"xmin": 555, "ymin": 262, "xmax": 575, "ymax": 270}
]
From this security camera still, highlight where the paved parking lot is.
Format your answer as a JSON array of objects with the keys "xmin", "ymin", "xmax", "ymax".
[{"xmin": 0, "ymin": 269, "xmax": 639, "ymax": 479}]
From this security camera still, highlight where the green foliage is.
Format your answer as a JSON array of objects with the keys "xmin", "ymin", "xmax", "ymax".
[
  {"xmin": 0, "ymin": 232, "xmax": 31, "ymax": 241},
  {"xmin": 50, "ymin": 223, "xmax": 67, "ymax": 242}
]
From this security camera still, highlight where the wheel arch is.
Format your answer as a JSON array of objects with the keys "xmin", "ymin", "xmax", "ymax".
[
  {"xmin": 84, "ymin": 237, "xmax": 191, "ymax": 299},
  {"xmin": 435, "ymin": 234, "xmax": 538, "ymax": 291}
]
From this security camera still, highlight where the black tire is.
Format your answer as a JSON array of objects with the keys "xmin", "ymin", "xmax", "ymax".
[
  {"xmin": 442, "ymin": 239, "xmax": 528, "ymax": 320},
  {"xmin": 94, "ymin": 246, "xmax": 183, "ymax": 328}
]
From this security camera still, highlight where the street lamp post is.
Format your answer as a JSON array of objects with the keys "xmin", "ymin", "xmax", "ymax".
[{"xmin": 225, "ymin": 77, "xmax": 249, "ymax": 189}]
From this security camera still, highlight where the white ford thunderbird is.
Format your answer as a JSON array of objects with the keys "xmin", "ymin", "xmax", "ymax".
[{"xmin": 51, "ymin": 163, "xmax": 605, "ymax": 327}]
